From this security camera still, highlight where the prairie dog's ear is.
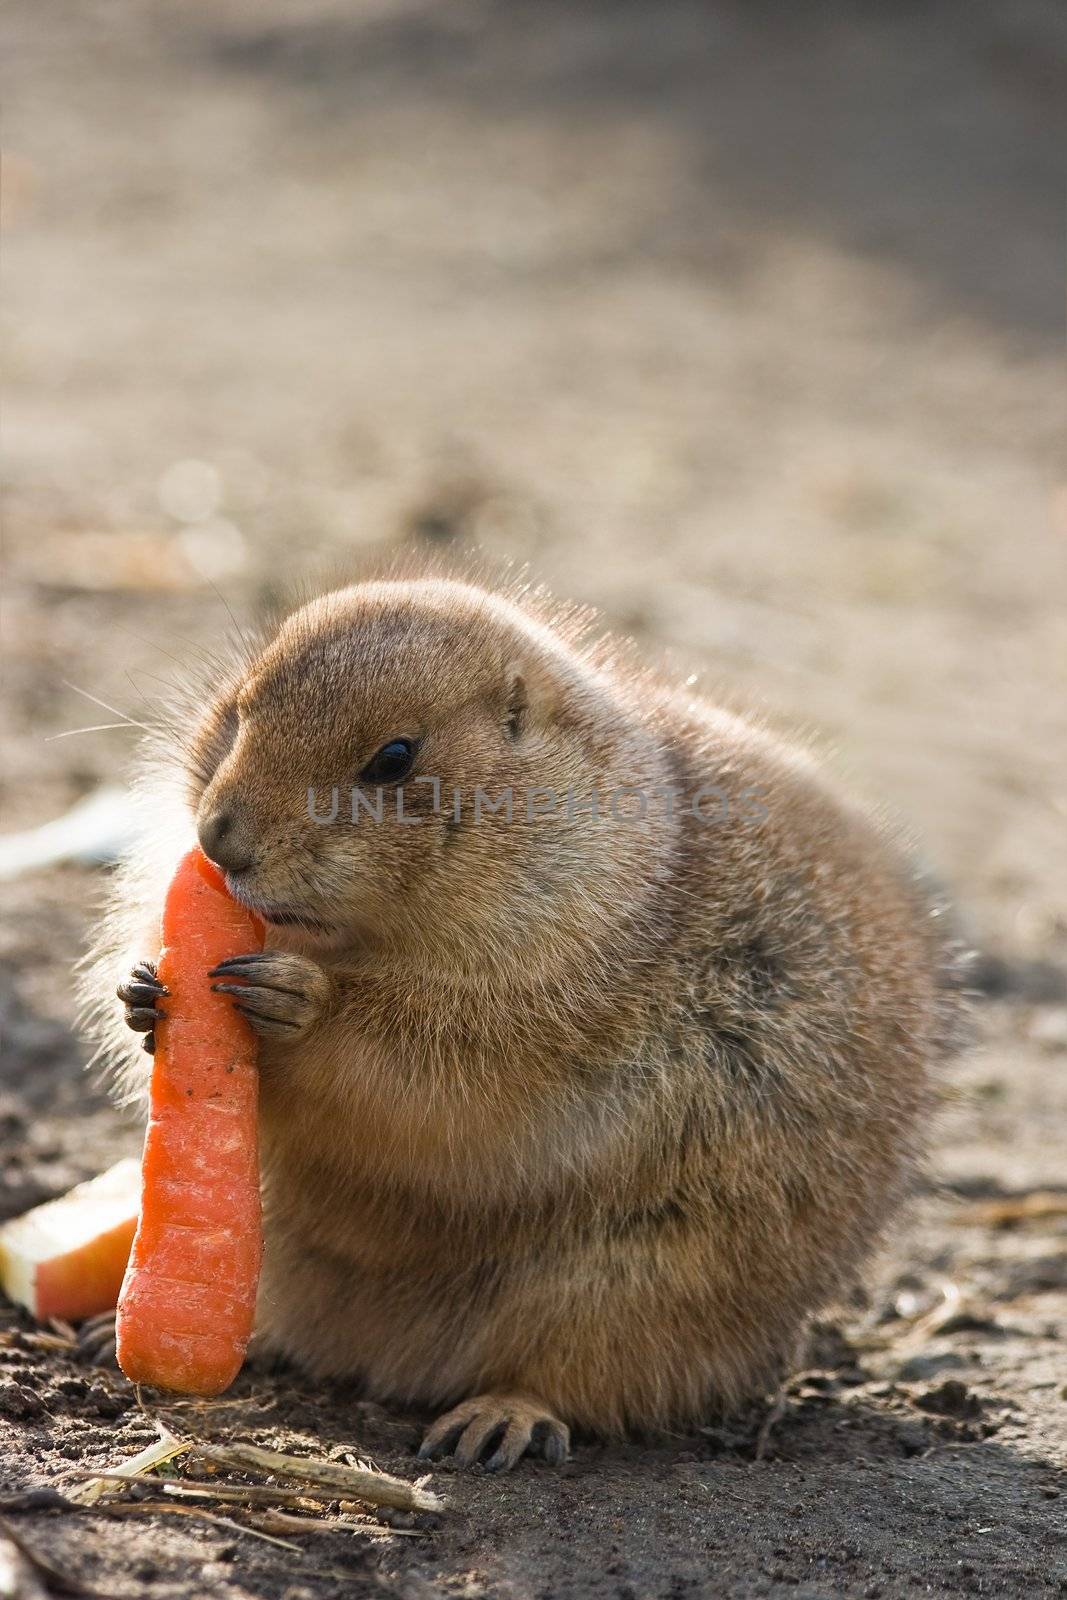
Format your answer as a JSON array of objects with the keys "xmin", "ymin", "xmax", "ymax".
[
  {"xmin": 503, "ymin": 664, "xmax": 528, "ymax": 741},
  {"xmin": 502, "ymin": 655, "xmax": 562, "ymax": 739}
]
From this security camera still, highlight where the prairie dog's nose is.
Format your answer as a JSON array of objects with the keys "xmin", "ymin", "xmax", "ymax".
[{"xmin": 197, "ymin": 808, "xmax": 254, "ymax": 875}]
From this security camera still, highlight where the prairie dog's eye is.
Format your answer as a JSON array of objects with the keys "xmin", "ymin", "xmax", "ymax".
[{"xmin": 360, "ymin": 738, "xmax": 416, "ymax": 785}]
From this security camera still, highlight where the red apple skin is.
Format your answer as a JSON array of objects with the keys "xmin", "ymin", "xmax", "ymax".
[{"xmin": 32, "ymin": 1217, "xmax": 138, "ymax": 1322}]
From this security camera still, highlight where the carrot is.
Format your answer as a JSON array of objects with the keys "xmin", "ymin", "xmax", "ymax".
[{"xmin": 116, "ymin": 847, "xmax": 265, "ymax": 1395}]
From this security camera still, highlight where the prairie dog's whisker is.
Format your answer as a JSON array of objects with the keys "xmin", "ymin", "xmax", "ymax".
[
  {"xmin": 45, "ymin": 722, "xmax": 138, "ymax": 741},
  {"xmin": 60, "ymin": 679, "xmax": 150, "ymax": 731}
]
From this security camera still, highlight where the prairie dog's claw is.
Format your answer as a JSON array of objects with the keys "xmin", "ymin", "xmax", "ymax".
[
  {"xmin": 119, "ymin": 982, "xmax": 165, "ymax": 1009},
  {"xmin": 208, "ymin": 952, "xmax": 330, "ymax": 1040},
  {"xmin": 418, "ymin": 1394, "xmax": 570, "ymax": 1472},
  {"xmin": 78, "ymin": 1309, "xmax": 118, "ymax": 1368},
  {"xmin": 118, "ymin": 960, "xmax": 166, "ymax": 1052}
]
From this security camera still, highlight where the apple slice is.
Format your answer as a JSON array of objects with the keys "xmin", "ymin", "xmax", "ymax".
[{"xmin": 0, "ymin": 1159, "xmax": 140, "ymax": 1323}]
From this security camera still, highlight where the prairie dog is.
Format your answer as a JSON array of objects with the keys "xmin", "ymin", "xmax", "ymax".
[{"xmin": 86, "ymin": 576, "xmax": 966, "ymax": 1469}]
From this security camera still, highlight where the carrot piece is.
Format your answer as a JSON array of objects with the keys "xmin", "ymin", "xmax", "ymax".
[
  {"xmin": 116, "ymin": 847, "xmax": 265, "ymax": 1395},
  {"xmin": 0, "ymin": 1159, "xmax": 140, "ymax": 1323}
]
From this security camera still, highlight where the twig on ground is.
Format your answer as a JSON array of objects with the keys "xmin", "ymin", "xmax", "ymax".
[
  {"xmin": 244, "ymin": 1507, "xmax": 426, "ymax": 1540},
  {"xmin": 889, "ymin": 1281, "xmax": 998, "ymax": 1350},
  {"xmin": 67, "ymin": 1471, "xmax": 429, "ymax": 1543},
  {"xmin": 98, "ymin": 1499, "xmax": 301, "ymax": 1551},
  {"xmin": 196, "ymin": 1441, "xmax": 444, "ymax": 1513},
  {"xmin": 67, "ymin": 1423, "xmax": 187, "ymax": 1507},
  {"xmin": 0, "ymin": 1328, "xmax": 77, "ymax": 1354},
  {"xmin": 70, "ymin": 1472, "xmax": 333, "ymax": 1511}
]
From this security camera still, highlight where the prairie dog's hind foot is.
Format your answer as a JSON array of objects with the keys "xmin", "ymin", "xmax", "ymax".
[
  {"xmin": 209, "ymin": 951, "xmax": 330, "ymax": 1040},
  {"xmin": 418, "ymin": 1394, "xmax": 570, "ymax": 1472},
  {"xmin": 116, "ymin": 961, "xmax": 166, "ymax": 1055},
  {"xmin": 78, "ymin": 1309, "xmax": 118, "ymax": 1367}
]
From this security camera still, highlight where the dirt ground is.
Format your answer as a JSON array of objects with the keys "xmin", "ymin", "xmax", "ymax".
[{"xmin": 2, "ymin": 2, "xmax": 1065, "ymax": 1595}]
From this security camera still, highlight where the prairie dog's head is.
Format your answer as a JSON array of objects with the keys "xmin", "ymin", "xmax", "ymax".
[{"xmin": 188, "ymin": 580, "xmax": 658, "ymax": 965}]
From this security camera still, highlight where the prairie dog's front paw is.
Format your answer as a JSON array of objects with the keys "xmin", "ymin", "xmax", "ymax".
[
  {"xmin": 117, "ymin": 960, "xmax": 167, "ymax": 1055},
  {"xmin": 418, "ymin": 1394, "xmax": 570, "ymax": 1472},
  {"xmin": 209, "ymin": 951, "xmax": 330, "ymax": 1040}
]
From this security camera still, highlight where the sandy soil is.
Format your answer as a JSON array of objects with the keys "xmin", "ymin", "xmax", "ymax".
[{"xmin": 1, "ymin": 2, "xmax": 1065, "ymax": 1595}]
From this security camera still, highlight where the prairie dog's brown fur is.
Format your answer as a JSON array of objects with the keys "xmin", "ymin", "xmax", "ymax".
[{"xmin": 83, "ymin": 576, "xmax": 966, "ymax": 1467}]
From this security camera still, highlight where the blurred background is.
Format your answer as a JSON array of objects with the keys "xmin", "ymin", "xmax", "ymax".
[
  {"xmin": 4, "ymin": 0, "xmax": 1065, "ymax": 943},
  {"xmin": 2, "ymin": 1, "xmax": 1065, "ymax": 1162}
]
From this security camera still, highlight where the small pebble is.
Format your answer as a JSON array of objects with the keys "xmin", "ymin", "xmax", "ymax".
[{"xmin": 915, "ymin": 1380, "xmax": 983, "ymax": 1420}]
